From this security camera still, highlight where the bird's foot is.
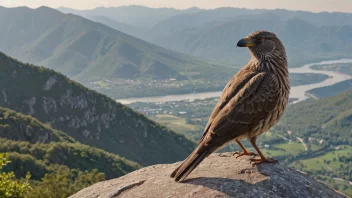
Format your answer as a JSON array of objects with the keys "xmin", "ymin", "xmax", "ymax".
[
  {"xmin": 250, "ymin": 157, "xmax": 278, "ymax": 166},
  {"xmin": 233, "ymin": 151, "xmax": 257, "ymax": 159}
]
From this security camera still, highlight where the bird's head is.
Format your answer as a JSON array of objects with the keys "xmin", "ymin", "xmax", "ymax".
[{"xmin": 237, "ymin": 31, "xmax": 286, "ymax": 60}]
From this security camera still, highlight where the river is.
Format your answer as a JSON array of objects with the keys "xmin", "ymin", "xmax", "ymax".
[{"xmin": 116, "ymin": 59, "xmax": 352, "ymax": 104}]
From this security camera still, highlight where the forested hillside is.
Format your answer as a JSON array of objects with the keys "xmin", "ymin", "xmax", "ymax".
[
  {"xmin": 0, "ymin": 107, "xmax": 141, "ymax": 197},
  {"xmin": 0, "ymin": 52, "xmax": 195, "ymax": 166}
]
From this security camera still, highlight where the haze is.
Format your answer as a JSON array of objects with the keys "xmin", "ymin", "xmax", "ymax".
[{"xmin": 1, "ymin": 0, "xmax": 352, "ymax": 13}]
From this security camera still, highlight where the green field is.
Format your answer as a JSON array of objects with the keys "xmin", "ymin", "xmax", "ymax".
[
  {"xmin": 154, "ymin": 114, "xmax": 200, "ymax": 135},
  {"xmin": 261, "ymin": 141, "xmax": 306, "ymax": 157},
  {"xmin": 295, "ymin": 146, "xmax": 352, "ymax": 172}
]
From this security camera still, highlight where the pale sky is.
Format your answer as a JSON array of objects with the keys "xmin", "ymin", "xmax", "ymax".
[{"xmin": 1, "ymin": 0, "xmax": 352, "ymax": 13}]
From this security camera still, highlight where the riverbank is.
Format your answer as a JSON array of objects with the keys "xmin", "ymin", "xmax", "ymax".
[{"xmin": 117, "ymin": 59, "xmax": 352, "ymax": 104}]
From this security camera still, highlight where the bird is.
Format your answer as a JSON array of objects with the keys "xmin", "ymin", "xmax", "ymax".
[{"xmin": 171, "ymin": 30, "xmax": 290, "ymax": 182}]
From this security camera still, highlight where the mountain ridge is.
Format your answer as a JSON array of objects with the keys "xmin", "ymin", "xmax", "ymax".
[
  {"xmin": 0, "ymin": 6, "xmax": 234, "ymax": 84},
  {"xmin": 0, "ymin": 51, "xmax": 196, "ymax": 166}
]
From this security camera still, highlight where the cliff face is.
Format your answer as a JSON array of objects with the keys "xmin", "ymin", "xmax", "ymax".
[{"xmin": 70, "ymin": 153, "xmax": 347, "ymax": 198}]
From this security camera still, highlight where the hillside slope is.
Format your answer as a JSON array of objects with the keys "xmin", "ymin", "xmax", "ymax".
[
  {"xmin": 0, "ymin": 107, "xmax": 73, "ymax": 143},
  {"xmin": 275, "ymin": 90, "xmax": 352, "ymax": 145},
  {"xmin": 0, "ymin": 107, "xmax": 140, "ymax": 179},
  {"xmin": 0, "ymin": 52, "xmax": 195, "ymax": 166},
  {"xmin": 0, "ymin": 6, "xmax": 233, "ymax": 83}
]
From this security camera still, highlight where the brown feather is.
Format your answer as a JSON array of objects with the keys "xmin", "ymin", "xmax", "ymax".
[{"xmin": 171, "ymin": 30, "xmax": 290, "ymax": 182}]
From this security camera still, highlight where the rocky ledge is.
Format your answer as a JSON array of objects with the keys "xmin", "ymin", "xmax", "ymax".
[{"xmin": 70, "ymin": 153, "xmax": 347, "ymax": 198}]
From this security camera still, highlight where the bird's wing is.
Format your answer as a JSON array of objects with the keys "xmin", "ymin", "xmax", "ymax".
[
  {"xmin": 201, "ymin": 68, "xmax": 259, "ymax": 140},
  {"xmin": 201, "ymin": 72, "xmax": 281, "ymax": 146}
]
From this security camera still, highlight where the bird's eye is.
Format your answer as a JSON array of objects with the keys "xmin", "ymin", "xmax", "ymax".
[{"xmin": 257, "ymin": 37, "xmax": 264, "ymax": 43}]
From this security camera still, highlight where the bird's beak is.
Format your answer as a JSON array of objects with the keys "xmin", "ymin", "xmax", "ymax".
[{"xmin": 237, "ymin": 38, "xmax": 256, "ymax": 47}]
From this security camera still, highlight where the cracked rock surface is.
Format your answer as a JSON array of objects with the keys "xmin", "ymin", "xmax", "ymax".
[{"xmin": 70, "ymin": 153, "xmax": 347, "ymax": 198}]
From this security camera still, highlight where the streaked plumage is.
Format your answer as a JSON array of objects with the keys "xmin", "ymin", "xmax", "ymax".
[{"xmin": 171, "ymin": 30, "xmax": 290, "ymax": 182}]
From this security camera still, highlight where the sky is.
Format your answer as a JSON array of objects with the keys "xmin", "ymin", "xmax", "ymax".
[{"xmin": 1, "ymin": 0, "xmax": 352, "ymax": 13}]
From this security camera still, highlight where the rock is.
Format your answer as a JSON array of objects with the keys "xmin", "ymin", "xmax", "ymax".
[{"xmin": 70, "ymin": 153, "xmax": 347, "ymax": 198}]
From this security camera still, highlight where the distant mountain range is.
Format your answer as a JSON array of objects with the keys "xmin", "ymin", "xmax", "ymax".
[
  {"xmin": 150, "ymin": 13, "xmax": 352, "ymax": 66},
  {"xmin": 0, "ymin": 6, "xmax": 233, "ymax": 84},
  {"xmin": 1, "ymin": 6, "xmax": 350, "ymax": 99},
  {"xmin": 58, "ymin": 6, "xmax": 201, "ymax": 28},
  {"xmin": 61, "ymin": 6, "xmax": 352, "ymax": 67},
  {"xmin": 0, "ymin": 51, "xmax": 195, "ymax": 166}
]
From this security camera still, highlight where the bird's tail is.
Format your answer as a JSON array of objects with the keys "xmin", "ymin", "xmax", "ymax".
[{"xmin": 170, "ymin": 142, "xmax": 215, "ymax": 182}]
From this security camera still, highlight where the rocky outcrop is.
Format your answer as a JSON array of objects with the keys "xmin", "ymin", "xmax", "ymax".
[{"xmin": 70, "ymin": 153, "xmax": 347, "ymax": 198}]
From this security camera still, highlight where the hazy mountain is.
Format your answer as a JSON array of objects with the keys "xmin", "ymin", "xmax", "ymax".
[
  {"xmin": 0, "ymin": 6, "xmax": 233, "ymax": 84},
  {"xmin": 85, "ymin": 15, "xmax": 150, "ymax": 40},
  {"xmin": 0, "ymin": 51, "xmax": 195, "ymax": 166},
  {"xmin": 58, "ymin": 5, "xmax": 201, "ymax": 28},
  {"xmin": 152, "ymin": 7, "xmax": 352, "ymax": 32},
  {"xmin": 150, "ymin": 12, "xmax": 352, "ymax": 66},
  {"xmin": 62, "ymin": 6, "xmax": 352, "ymax": 67}
]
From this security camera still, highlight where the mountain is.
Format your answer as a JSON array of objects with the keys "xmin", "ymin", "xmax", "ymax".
[
  {"xmin": 151, "ymin": 7, "xmax": 352, "ymax": 32},
  {"xmin": 84, "ymin": 15, "xmax": 149, "ymax": 40},
  {"xmin": 0, "ymin": 107, "xmax": 140, "ymax": 180},
  {"xmin": 0, "ymin": 107, "xmax": 142, "ymax": 197},
  {"xmin": 0, "ymin": 51, "xmax": 195, "ymax": 166},
  {"xmin": 66, "ymin": 6, "xmax": 352, "ymax": 68},
  {"xmin": 57, "ymin": 6, "xmax": 201, "ymax": 28},
  {"xmin": 150, "ymin": 13, "xmax": 352, "ymax": 66},
  {"xmin": 0, "ymin": 107, "xmax": 74, "ymax": 144},
  {"xmin": 0, "ymin": 6, "xmax": 235, "ymax": 98}
]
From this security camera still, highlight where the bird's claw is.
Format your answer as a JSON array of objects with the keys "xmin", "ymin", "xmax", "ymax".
[
  {"xmin": 233, "ymin": 151, "xmax": 257, "ymax": 159},
  {"xmin": 249, "ymin": 157, "xmax": 278, "ymax": 166}
]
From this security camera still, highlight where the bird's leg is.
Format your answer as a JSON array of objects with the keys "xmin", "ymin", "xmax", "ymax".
[
  {"xmin": 249, "ymin": 137, "xmax": 277, "ymax": 166},
  {"xmin": 233, "ymin": 139, "xmax": 257, "ymax": 158}
]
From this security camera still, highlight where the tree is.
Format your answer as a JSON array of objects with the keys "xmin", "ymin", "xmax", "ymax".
[
  {"xmin": 0, "ymin": 153, "xmax": 30, "ymax": 198},
  {"xmin": 26, "ymin": 166, "xmax": 105, "ymax": 198}
]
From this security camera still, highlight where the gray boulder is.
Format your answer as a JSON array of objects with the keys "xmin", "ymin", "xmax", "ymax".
[{"xmin": 70, "ymin": 153, "xmax": 347, "ymax": 198}]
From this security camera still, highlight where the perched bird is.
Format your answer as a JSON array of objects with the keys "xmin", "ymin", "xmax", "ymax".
[{"xmin": 171, "ymin": 30, "xmax": 290, "ymax": 182}]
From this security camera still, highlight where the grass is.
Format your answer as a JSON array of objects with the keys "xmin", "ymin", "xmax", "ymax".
[
  {"xmin": 276, "ymin": 142, "xmax": 306, "ymax": 154},
  {"xmin": 261, "ymin": 141, "xmax": 305, "ymax": 157},
  {"xmin": 154, "ymin": 114, "xmax": 200, "ymax": 134},
  {"xmin": 94, "ymin": 80, "xmax": 109, "ymax": 87},
  {"xmin": 294, "ymin": 145, "xmax": 352, "ymax": 172},
  {"xmin": 310, "ymin": 144, "xmax": 323, "ymax": 152}
]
